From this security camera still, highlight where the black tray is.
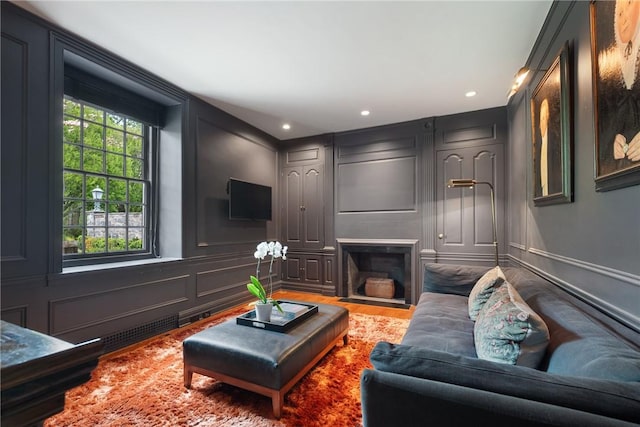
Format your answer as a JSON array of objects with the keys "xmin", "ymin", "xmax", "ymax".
[{"xmin": 236, "ymin": 300, "xmax": 318, "ymax": 332}]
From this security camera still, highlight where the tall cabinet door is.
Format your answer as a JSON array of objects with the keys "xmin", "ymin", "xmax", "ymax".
[
  {"xmin": 436, "ymin": 144, "xmax": 505, "ymax": 262},
  {"xmin": 282, "ymin": 165, "xmax": 323, "ymax": 250},
  {"xmin": 283, "ymin": 167, "xmax": 303, "ymax": 247},
  {"xmin": 301, "ymin": 165, "xmax": 323, "ymax": 249}
]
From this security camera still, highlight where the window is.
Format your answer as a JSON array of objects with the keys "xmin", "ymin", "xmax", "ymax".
[{"xmin": 62, "ymin": 96, "xmax": 153, "ymax": 263}]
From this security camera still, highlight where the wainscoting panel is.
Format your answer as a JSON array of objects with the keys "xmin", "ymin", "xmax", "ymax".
[
  {"xmin": 337, "ymin": 157, "xmax": 417, "ymax": 213},
  {"xmin": 287, "ymin": 147, "xmax": 319, "ymax": 163},
  {"xmin": 1, "ymin": 305, "xmax": 27, "ymax": 328},
  {"xmin": 472, "ymin": 150, "xmax": 499, "ymax": 246},
  {"xmin": 337, "ymin": 136, "xmax": 416, "ymax": 159},
  {"xmin": 515, "ymin": 249, "xmax": 640, "ymax": 331},
  {"xmin": 441, "ymin": 153, "xmax": 464, "ymax": 245},
  {"xmin": 195, "ymin": 115, "xmax": 275, "ymax": 247},
  {"xmin": 195, "ymin": 262, "xmax": 254, "ymax": 299},
  {"xmin": 443, "ymin": 124, "xmax": 496, "ymax": 144},
  {"xmin": 1, "ymin": 34, "xmax": 27, "ymax": 263},
  {"xmin": 49, "ymin": 275, "xmax": 189, "ymax": 337},
  {"xmin": 1, "ymin": 8, "xmax": 50, "ymax": 279}
]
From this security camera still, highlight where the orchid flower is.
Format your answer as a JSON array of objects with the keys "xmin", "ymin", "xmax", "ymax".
[{"xmin": 249, "ymin": 240, "xmax": 287, "ymax": 313}]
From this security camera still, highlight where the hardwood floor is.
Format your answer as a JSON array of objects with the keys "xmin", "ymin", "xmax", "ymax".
[
  {"xmin": 272, "ymin": 289, "xmax": 416, "ymax": 319},
  {"xmin": 104, "ymin": 290, "xmax": 415, "ymax": 360}
]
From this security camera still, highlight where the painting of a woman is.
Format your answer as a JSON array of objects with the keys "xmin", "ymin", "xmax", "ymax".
[{"xmin": 592, "ymin": 0, "xmax": 640, "ymax": 190}]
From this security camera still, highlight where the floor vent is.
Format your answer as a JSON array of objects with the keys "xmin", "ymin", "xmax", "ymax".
[{"xmin": 101, "ymin": 314, "xmax": 178, "ymax": 354}]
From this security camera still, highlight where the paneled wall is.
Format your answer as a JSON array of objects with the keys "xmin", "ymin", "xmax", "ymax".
[
  {"xmin": 1, "ymin": 4, "xmax": 50, "ymax": 280},
  {"xmin": 334, "ymin": 119, "xmax": 429, "ymax": 242},
  {"xmin": 0, "ymin": 3, "xmax": 280, "ymax": 351},
  {"xmin": 507, "ymin": 1, "xmax": 640, "ymax": 330},
  {"xmin": 188, "ymin": 97, "xmax": 278, "ymax": 253}
]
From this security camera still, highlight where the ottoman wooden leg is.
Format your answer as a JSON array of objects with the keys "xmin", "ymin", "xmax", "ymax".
[
  {"xmin": 272, "ymin": 391, "xmax": 284, "ymax": 419},
  {"xmin": 184, "ymin": 365, "xmax": 193, "ymax": 388}
]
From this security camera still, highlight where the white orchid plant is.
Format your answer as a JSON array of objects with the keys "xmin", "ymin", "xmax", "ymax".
[{"xmin": 247, "ymin": 241, "xmax": 288, "ymax": 313}]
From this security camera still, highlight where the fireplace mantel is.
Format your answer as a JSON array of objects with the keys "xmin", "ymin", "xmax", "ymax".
[{"xmin": 336, "ymin": 238, "xmax": 419, "ymax": 247}]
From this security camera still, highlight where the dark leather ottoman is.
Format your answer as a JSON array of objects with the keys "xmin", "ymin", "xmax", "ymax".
[{"xmin": 183, "ymin": 302, "xmax": 349, "ymax": 418}]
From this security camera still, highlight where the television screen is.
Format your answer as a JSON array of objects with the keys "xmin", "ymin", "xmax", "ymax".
[{"xmin": 228, "ymin": 178, "xmax": 272, "ymax": 221}]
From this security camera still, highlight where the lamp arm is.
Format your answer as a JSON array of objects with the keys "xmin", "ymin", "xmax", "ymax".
[{"xmin": 475, "ymin": 181, "xmax": 499, "ymax": 266}]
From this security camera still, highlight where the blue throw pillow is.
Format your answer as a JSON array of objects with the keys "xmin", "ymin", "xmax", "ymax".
[
  {"xmin": 467, "ymin": 266, "xmax": 506, "ymax": 320},
  {"xmin": 474, "ymin": 282, "xmax": 549, "ymax": 368}
]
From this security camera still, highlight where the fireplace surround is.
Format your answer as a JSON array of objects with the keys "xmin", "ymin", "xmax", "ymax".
[{"xmin": 337, "ymin": 239, "xmax": 418, "ymax": 305}]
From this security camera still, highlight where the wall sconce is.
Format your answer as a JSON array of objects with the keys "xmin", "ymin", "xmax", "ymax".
[
  {"xmin": 447, "ymin": 179, "xmax": 498, "ymax": 266},
  {"xmin": 507, "ymin": 67, "xmax": 531, "ymax": 100}
]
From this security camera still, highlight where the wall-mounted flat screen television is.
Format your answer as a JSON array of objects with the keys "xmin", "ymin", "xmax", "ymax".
[{"xmin": 228, "ymin": 178, "xmax": 272, "ymax": 221}]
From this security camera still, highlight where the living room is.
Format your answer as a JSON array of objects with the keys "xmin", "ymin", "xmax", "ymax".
[{"xmin": 2, "ymin": 1, "xmax": 639, "ymax": 425}]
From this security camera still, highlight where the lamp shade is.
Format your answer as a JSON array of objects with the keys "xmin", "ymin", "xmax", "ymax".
[{"xmin": 91, "ymin": 186, "xmax": 104, "ymax": 200}]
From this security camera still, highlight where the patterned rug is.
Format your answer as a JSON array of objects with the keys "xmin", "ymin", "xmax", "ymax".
[{"xmin": 45, "ymin": 307, "xmax": 409, "ymax": 427}]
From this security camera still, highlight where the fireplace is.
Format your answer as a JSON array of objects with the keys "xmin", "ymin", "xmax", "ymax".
[{"xmin": 337, "ymin": 239, "xmax": 418, "ymax": 305}]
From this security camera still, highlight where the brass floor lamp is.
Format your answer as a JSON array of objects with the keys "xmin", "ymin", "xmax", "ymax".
[{"xmin": 447, "ymin": 179, "xmax": 498, "ymax": 266}]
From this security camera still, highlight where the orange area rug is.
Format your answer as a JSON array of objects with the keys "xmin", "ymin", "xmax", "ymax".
[{"xmin": 45, "ymin": 307, "xmax": 409, "ymax": 427}]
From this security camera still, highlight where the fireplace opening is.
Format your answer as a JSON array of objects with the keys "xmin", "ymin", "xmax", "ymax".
[
  {"xmin": 347, "ymin": 252, "xmax": 405, "ymax": 302},
  {"xmin": 338, "ymin": 240, "xmax": 415, "ymax": 306}
]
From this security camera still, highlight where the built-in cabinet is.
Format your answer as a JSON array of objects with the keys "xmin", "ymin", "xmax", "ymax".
[
  {"xmin": 436, "ymin": 143, "xmax": 505, "ymax": 262},
  {"xmin": 281, "ymin": 165, "xmax": 324, "ymax": 250},
  {"xmin": 433, "ymin": 108, "xmax": 507, "ymax": 265},
  {"xmin": 279, "ymin": 136, "xmax": 333, "ymax": 292},
  {"xmin": 282, "ymin": 253, "xmax": 323, "ymax": 285}
]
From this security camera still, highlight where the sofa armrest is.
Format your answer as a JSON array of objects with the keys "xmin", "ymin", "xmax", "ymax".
[
  {"xmin": 369, "ymin": 341, "xmax": 640, "ymax": 424},
  {"xmin": 422, "ymin": 263, "xmax": 491, "ymax": 295},
  {"xmin": 360, "ymin": 369, "xmax": 639, "ymax": 427}
]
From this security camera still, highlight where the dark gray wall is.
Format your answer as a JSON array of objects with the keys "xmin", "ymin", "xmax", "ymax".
[
  {"xmin": 507, "ymin": 1, "xmax": 640, "ymax": 330},
  {"xmin": 0, "ymin": 3, "xmax": 281, "ymax": 349},
  {"xmin": 189, "ymin": 97, "xmax": 277, "ymax": 252}
]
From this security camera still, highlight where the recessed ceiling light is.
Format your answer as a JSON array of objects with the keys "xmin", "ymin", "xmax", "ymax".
[
  {"xmin": 361, "ymin": 110, "xmax": 370, "ymax": 116},
  {"xmin": 465, "ymin": 91, "xmax": 477, "ymax": 98},
  {"xmin": 282, "ymin": 123, "xmax": 291, "ymax": 130}
]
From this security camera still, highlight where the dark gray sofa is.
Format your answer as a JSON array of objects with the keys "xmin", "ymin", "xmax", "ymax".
[{"xmin": 360, "ymin": 264, "xmax": 640, "ymax": 426}]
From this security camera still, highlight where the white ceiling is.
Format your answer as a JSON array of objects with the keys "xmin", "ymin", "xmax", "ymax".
[{"xmin": 15, "ymin": 1, "xmax": 552, "ymax": 140}]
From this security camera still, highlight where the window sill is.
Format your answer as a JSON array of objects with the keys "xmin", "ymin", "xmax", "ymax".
[{"xmin": 62, "ymin": 257, "xmax": 182, "ymax": 275}]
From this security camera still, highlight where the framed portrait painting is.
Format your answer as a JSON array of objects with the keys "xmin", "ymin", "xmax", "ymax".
[
  {"xmin": 590, "ymin": 0, "xmax": 640, "ymax": 191},
  {"xmin": 530, "ymin": 42, "xmax": 573, "ymax": 206}
]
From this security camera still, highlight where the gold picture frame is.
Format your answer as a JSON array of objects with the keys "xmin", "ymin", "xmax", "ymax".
[{"xmin": 530, "ymin": 42, "xmax": 573, "ymax": 206}]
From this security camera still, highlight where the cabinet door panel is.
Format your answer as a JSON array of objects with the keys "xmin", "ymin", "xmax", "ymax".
[
  {"xmin": 302, "ymin": 166, "xmax": 323, "ymax": 249},
  {"xmin": 284, "ymin": 256, "xmax": 302, "ymax": 281},
  {"xmin": 303, "ymin": 257, "xmax": 321, "ymax": 284},
  {"xmin": 283, "ymin": 168, "xmax": 302, "ymax": 246}
]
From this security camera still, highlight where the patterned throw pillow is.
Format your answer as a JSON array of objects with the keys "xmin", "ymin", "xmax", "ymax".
[
  {"xmin": 467, "ymin": 266, "xmax": 506, "ymax": 320},
  {"xmin": 474, "ymin": 282, "xmax": 550, "ymax": 368}
]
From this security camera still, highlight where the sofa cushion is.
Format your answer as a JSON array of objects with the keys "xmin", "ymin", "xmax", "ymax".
[
  {"xmin": 468, "ymin": 265, "xmax": 506, "ymax": 320},
  {"xmin": 501, "ymin": 269, "xmax": 640, "ymax": 381},
  {"xmin": 423, "ymin": 263, "xmax": 492, "ymax": 296},
  {"xmin": 400, "ymin": 292, "xmax": 476, "ymax": 357},
  {"xmin": 548, "ymin": 338, "xmax": 640, "ymax": 382},
  {"xmin": 370, "ymin": 341, "xmax": 640, "ymax": 424},
  {"xmin": 474, "ymin": 282, "xmax": 549, "ymax": 368}
]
